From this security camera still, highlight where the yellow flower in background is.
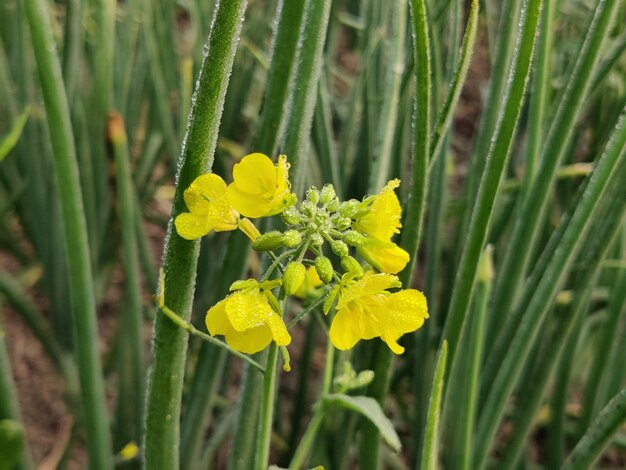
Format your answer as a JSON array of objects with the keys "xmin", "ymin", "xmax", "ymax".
[
  {"xmin": 206, "ymin": 282, "xmax": 291, "ymax": 354},
  {"xmin": 329, "ymin": 272, "xmax": 428, "ymax": 354},
  {"xmin": 227, "ymin": 153, "xmax": 296, "ymax": 218},
  {"xmin": 354, "ymin": 179, "xmax": 409, "ymax": 274},
  {"xmin": 175, "ymin": 173, "xmax": 239, "ymax": 240},
  {"xmin": 294, "ymin": 266, "xmax": 324, "ymax": 299}
]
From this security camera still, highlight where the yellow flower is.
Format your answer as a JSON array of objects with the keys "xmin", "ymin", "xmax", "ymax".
[
  {"xmin": 329, "ymin": 272, "xmax": 428, "ymax": 354},
  {"xmin": 227, "ymin": 153, "xmax": 296, "ymax": 218},
  {"xmin": 175, "ymin": 173, "xmax": 239, "ymax": 240},
  {"xmin": 358, "ymin": 238, "xmax": 410, "ymax": 275},
  {"xmin": 206, "ymin": 281, "xmax": 291, "ymax": 354},
  {"xmin": 354, "ymin": 179, "xmax": 409, "ymax": 274},
  {"xmin": 294, "ymin": 266, "xmax": 324, "ymax": 299}
]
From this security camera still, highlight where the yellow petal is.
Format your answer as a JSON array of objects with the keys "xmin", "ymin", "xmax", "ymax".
[
  {"xmin": 275, "ymin": 154, "xmax": 290, "ymax": 193},
  {"xmin": 225, "ymin": 289, "xmax": 273, "ymax": 332},
  {"xmin": 329, "ymin": 306, "xmax": 362, "ymax": 350},
  {"xmin": 355, "ymin": 179, "xmax": 402, "ymax": 240},
  {"xmin": 337, "ymin": 272, "xmax": 398, "ymax": 310},
  {"xmin": 175, "ymin": 212, "xmax": 211, "ymax": 240},
  {"xmin": 183, "ymin": 173, "xmax": 228, "ymax": 214},
  {"xmin": 381, "ymin": 334, "xmax": 405, "ymax": 354},
  {"xmin": 384, "ymin": 289, "xmax": 429, "ymax": 336},
  {"xmin": 358, "ymin": 240, "xmax": 410, "ymax": 274},
  {"xmin": 224, "ymin": 324, "xmax": 273, "ymax": 354},
  {"xmin": 206, "ymin": 299, "xmax": 234, "ymax": 336},
  {"xmin": 232, "ymin": 153, "xmax": 276, "ymax": 194},
  {"xmin": 227, "ymin": 184, "xmax": 273, "ymax": 218},
  {"xmin": 265, "ymin": 313, "xmax": 292, "ymax": 346}
]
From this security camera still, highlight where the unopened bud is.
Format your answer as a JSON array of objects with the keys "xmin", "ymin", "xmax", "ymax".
[
  {"xmin": 315, "ymin": 256, "xmax": 334, "ymax": 283},
  {"xmin": 341, "ymin": 256, "xmax": 363, "ymax": 277},
  {"xmin": 282, "ymin": 230, "xmax": 303, "ymax": 248},
  {"xmin": 310, "ymin": 233, "xmax": 324, "ymax": 247},
  {"xmin": 326, "ymin": 198, "xmax": 340, "ymax": 212},
  {"xmin": 334, "ymin": 217, "xmax": 352, "ymax": 231},
  {"xmin": 252, "ymin": 231, "xmax": 283, "ymax": 251},
  {"xmin": 283, "ymin": 262, "xmax": 306, "ymax": 295},
  {"xmin": 320, "ymin": 184, "xmax": 336, "ymax": 205},
  {"xmin": 339, "ymin": 199, "xmax": 359, "ymax": 218},
  {"xmin": 306, "ymin": 187, "xmax": 320, "ymax": 204},
  {"xmin": 281, "ymin": 207, "xmax": 300, "ymax": 225},
  {"xmin": 330, "ymin": 240, "xmax": 349, "ymax": 257},
  {"xmin": 344, "ymin": 230, "xmax": 366, "ymax": 247}
]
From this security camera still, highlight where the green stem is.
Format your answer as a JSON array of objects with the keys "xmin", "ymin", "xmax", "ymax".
[
  {"xmin": 159, "ymin": 304, "xmax": 264, "ymax": 373},
  {"xmin": 24, "ymin": 0, "xmax": 112, "ymax": 465},
  {"xmin": 255, "ymin": 342, "xmax": 280, "ymax": 470},
  {"xmin": 109, "ymin": 112, "xmax": 145, "ymax": 448},
  {"xmin": 142, "ymin": 1, "xmax": 248, "ymax": 467}
]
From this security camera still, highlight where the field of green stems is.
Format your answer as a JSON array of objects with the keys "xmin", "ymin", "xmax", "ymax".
[{"xmin": 1, "ymin": 0, "xmax": 626, "ymax": 468}]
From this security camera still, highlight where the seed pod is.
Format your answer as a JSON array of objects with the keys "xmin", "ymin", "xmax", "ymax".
[
  {"xmin": 283, "ymin": 262, "xmax": 306, "ymax": 295},
  {"xmin": 252, "ymin": 231, "xmax": 284, "ymax": 251},
  {"xmin": 341, "ymin": 256, "xmax": 363, "ymax": 277},
  {"xmin": 282, "ymin": 230, "xmax": 303, "ymax": 248},
  {"xmin": 315, "ymin": 255, "xmax": 334, "ymax": 283},
  {"xmin": 330, "ymin": 240, "xmax": 349, "ymax": 257}
]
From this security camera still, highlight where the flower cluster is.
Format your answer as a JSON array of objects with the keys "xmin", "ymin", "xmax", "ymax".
[{"xmin": 174, "ymin": 153, "xmax": 428, "ymax": 356}]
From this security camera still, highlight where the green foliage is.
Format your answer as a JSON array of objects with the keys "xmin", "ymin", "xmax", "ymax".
[{"xmin": 1, "ymin": 0, "xmax": 626, "ymax": 468}]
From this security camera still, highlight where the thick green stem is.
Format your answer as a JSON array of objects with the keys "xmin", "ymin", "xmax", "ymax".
[
  {"xmin": 24, "ymin": 0, "xmax": 112, "ymax": 466},
  {"xmin": 142, "ymin": 1, "xmax": 248, "ymax": 467}
]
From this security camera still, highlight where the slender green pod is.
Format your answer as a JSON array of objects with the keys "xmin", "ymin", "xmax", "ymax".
[
  {"xmin": 142, "ymin": 1, "xmax": 248, "ymax": 467},
  {"xmin": 24, "ymin": 0, "xmax": 113, "ymax": 465}
]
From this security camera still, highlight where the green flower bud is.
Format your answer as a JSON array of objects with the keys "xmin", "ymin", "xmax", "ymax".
[
  {"xmin": 252, "ymin": 231, "xmax": 284, "ymax": 251},
  {"xmin": 283, "ymin": 262, "xmax": 306, "ymax": 296},
  {"xmin": 326, "ymin": 198, "xmax": 340, "ymax": 212},
  {"xmin": 344, "ymin": 230, "xmax": 366, "ymax": 247},
  {"xmin": 341, "ymin": 256, "xmax": 363, "ymax": 277},
  {"xmin": 320, "ymin": 184, "xmax": 336, "ymax": 205},
  {"xmin": 281, "ymin": 207, "xmax": 300, "ymax": 225},
  {"xmin": 306, "ymin": 187, "xmax": 320, "ymax": 204},
  {"xmin": 310, "ymin": 233, "xmax": 324, "ymax": 247},
  {"xmin": 282, "ymin": 230, "xmax": 303, "ymax": 248},
  {"xmin": 334, "ymin": 216, "xmax": 352, "ymax": 231},
  {"xmin": 330, "ymin": 240, "xmax": 349, "ymax": 257},
  {"xmin": 315, "ymin": 256, "xmax": 334, "ymax": 283},
  {"xmin": 339, "ymin": 199, "xmax": 359, "ymax": 218}
]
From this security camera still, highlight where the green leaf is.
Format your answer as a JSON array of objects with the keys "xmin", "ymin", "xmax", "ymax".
[
  {"xmin": 0, "ymin": 420, "xmax": 25, "ymax": 470},
  {"xmin": 561, "ymin": 387, "xmax": 626, "ymax": 469},
  {"xmin": 322, "ymin": 394, "xmax": 401, "ymax": 452},
  {"xmin": 419, "ymin": 341, "xmax": 448, "ymax": 470},
  {"xmin": 0, "ymin": 107, "xmax": 29, "ymax": 162}
]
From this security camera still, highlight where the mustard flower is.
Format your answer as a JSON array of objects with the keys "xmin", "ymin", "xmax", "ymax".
[
  {"xmin": 206, "ymin": 280, "xmax": 291, "ymax": 354},
  {"xmin": 354, "ymin": 179, "xmax": 409, "ymax": 274},
  {"xmin": 329, "ymin": 272, "xmax": 428, "ymax": 354},
  {"xmin": 227, "ymin": 153, "xmax": 296, "ymax": 218},
  {"xmin": 175, "ymin": 173, "xmax": 239, "ymax": 240}
]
